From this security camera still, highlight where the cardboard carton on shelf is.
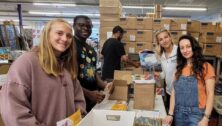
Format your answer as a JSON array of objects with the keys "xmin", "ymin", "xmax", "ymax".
[
  {"xmin": 170, "ymin": 19, "xmax": 188, "ymax": 31},
  {"xmin": 99, "ymin": 0, "xmax": 121, "ymax": 7}
]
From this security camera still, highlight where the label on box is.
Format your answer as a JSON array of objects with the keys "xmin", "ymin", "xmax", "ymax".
[
  {"xmin": 182, "ymin": 31, "xmax": 187, "ymax": 35},
  {"xmin": 181, "ymin": 24, "xmax": 187, "ymax": 30},
  {"xmin": 163, "ymin": 24, "xmax": 170, "ymax": 30},
  {"xmin": 216, "ymin": 37, "xmax": 222, "ymax": 43},
  {"xmin": 130, "ymin": 35, "xmax": 136, "ymax": 41},
  {"xmin": 129, "ymin": 47, "xmax": 135, "ymax": 53},
  {"xmin": 106, "ymin": 32, "xmax": 112, "ymax": 39}
]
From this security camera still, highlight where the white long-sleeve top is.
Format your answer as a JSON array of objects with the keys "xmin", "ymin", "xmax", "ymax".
[{"xmin": 160, "ymin": 45, "xmax": 178, "ymax": 95}]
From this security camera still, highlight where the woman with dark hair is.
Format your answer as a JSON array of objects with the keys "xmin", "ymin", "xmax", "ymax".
[{"xmin": 164, "ymin": 35, "xmax": 215, "ymax": 126}]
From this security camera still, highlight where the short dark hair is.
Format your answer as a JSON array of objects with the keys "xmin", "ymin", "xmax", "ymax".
[
  {"xmin": 73, "ymin": 15, "xmax": 91, "ymax": 25},
  {"xmin": 112, "ymin": 25, "xmax": 124, "ymax": 34}
]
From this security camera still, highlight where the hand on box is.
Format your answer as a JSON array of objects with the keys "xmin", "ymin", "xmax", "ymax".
[
  {"xmin": 104, "ymin": 82, "xmax": 114, "ymax": 94},
  {"xmin": 89, "ymin": 90, "xmax": 105, "ymax": 103}
]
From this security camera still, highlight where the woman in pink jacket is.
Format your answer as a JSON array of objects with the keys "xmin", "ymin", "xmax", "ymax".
[{"xmin": 0, "ymin": 19, "xmax": 86, "ymax": 126}]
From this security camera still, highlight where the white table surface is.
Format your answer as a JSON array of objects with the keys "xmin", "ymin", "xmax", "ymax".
[{"xmin": 94, "ymin": 95, "xmax": 167, "ymax": 119}]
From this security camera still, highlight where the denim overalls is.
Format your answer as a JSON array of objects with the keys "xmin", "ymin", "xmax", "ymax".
[{"xmin": 174, "ymin": 76, "xmax": 205, "ymax": 126}]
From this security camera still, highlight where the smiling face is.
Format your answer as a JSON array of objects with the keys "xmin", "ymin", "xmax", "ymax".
[
  {"xmin": 74, "ymin": 17, "xmax": 92, "ymax": 41},
  {"xmin": 179, "ymin": 39, "xmax": 193, "ymax": 62},
  {"xmin": 157, "ymin": 31, "xmax": 172, "ymax": 49},
  {"xmin": 49, "ymin": 22, "xmax": 73, "ymax": 57}
]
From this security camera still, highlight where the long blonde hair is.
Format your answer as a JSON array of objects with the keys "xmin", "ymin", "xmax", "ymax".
[
  {"xmin": 155, "ymin": 29, "xmax": 173, "ymax": 56},
  {"xmin": 38, "ymin": 19, "xmax": 78, "ymax": 80}
]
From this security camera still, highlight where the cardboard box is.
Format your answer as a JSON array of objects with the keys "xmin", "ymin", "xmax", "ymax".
[
  {"xmin": 99, "ymin": 0, "xmax": 121, "ymax": 7},
  {"xmin": 109, "ymin": 80, "xmax": 129, "ymax": 101},
  {"xmin": 114, "ymin": 70, "xmax": 132, "ymax": 84},
  {"xmin": 136, "ymin": 30, "xmax": 153, "ymax": 42},
  {"xmin": 122, "ymin": 30, "xmax": 137, "ymax": 42},
  {"xmin": 170, "ymin": 19, "xmax": 188, "ymax": 31},
  {"xmin": 100, "ymin": 6, "xmax": 122, "ymax": 15},
  {"xmin": 135, "ymin": 42, "xmax": 154, "ymax": 53},
  {"xmin": 100, "ymin": 20, "xmax": 120, "ymax": 27},
  {"xmin": 0, "ymin": 63, "xmax": 10, "ymax": 74},
  {"xmin": 216, "ymin": 32, "xmax": 222, "ymax": 43},
  {"xmin": 126, "ymin": 17, "xmax": 137, "ymax": 30},
  {"xmin": 78, "ymin": 110, "xmax": 135, "ymax": 126},
  {"xmin": 100, "ymin": 14, "xmax": 121, "ymax": 21},
  {"xmin": 200, "ymin": 43, "xmax": 221, "ymax": 56},
  {"xmin": 100, "ymin": 27, "xmax": 113, "ymax": 40},
  {"xmin": 216, "ymin": 22, "xmax": 222, "ymax": 34},
  {"xmin": 134, "ymin": 82, "xmax": 155, "ymax": 110},
  {"xmin": 170, "ymin": 31, "xmax": 187, "ymax": 44},
  {"xmin": 200, "ymin": 22, "xmax": 216, "ymax": 32},
  {"xmin": 136, "ymin": 17, "xmax": 153, "ymax": 30},
  {"xmin": 153, "ymin": 19, "xmax": 171, "ymax": 30},
  {"xmin": 187, "ymin": 20, "xmax": 201, "ymax": 32},
  {"xmin": 190, "ymin": 32, "xmax": 200, "ymax": 41},
  {"xmin": 123, "ymin": 42, "xmax": 136, "ymax": 53},
  {"xmin": 199, "ymin": 32, "xmax": 216, "ymax": 43}
]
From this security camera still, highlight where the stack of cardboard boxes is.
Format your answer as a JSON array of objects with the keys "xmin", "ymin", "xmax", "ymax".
[{"xmin": 99, "ymin": 0, "xmax": 122, "ymax": 49}]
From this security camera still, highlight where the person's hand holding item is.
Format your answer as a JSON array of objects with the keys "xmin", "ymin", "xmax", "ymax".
[
  {"xmin": 198, "ymin": 117, "xmax": 209, "ymax": 126},
  {"xmin": 105, "ymin": 82, "xmax": 113, "ymax": 94},
  {"xmin": 88, "ymin": 90, "xmax": 105, "ymax": 103},
  {"xmin": 163, "ymin": 115, "xmax": 173, "ymax": 126}
]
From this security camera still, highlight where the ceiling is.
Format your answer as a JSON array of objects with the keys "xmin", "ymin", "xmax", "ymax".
[{"xmin": 0, "ymin": 0, "xmax": 222, "ymax": 25}]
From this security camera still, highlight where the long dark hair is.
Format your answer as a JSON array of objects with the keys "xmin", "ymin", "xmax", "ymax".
[{"xmin": 175, "ymin": 35, "xmax": 206, "ymax": 81}]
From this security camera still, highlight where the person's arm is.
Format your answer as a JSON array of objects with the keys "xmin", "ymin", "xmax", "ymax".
[
  {"xmin": 1, "ymin": 83, "xmax": 46, "ymax": 126},
  {"xmin": 163, "ymin": 88, "xmax": 175, "ymax": 125},
  {"xmin": 82, "ymin": 86, "xmax": 105, "ymax": 103},
  {"xmin": 198, "ymin": 78, "xmax": 215, "ymax": 126},
  {"xmin": 73, "ymin": 79, "xmax": 86, "ymax": 114},
  {"xmin": 95, "ymin": 73, "xmax": 106, "ymax": 90}
]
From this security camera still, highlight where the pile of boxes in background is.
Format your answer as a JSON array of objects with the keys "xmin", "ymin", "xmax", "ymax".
[{"xmin": 99, "ymin": 0, "xmax": 222, "ymax": 56}]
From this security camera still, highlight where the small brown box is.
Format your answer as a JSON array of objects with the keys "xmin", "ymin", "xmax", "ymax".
[
  {"xmin": 200, "ymin": 22, "xmax": 216, "ymax": 32},
  {"xmin": 200, "ymin": 43, "xmax": 221, "ymax": 56},
  {"xmin": 100, "ymin": 14, "xmax": 121, "ymax": 21},
  {"xmin": 187, "ymin": 20, "xmax": 201, "ymax": 33},
  {"xmin": 123, "ymin": 42, "xmax": 136, "ymax": 53},
  {"xmin": 100, "ymin": 6, "xmax": 122, "ymax": 15},
  {"xmin": 126, "ymin": 17, "xmax": 137, "ymax": 30},
  {"xmin": 119, "ymin": 18, "xmax": 127, "ymax": 29},
  {"xmin": 135, "ymin": 42, "xmax": 154, "ymax": 53},
  {"xmin": 122, "ymin": 30, "xmax": 137, "ymax": 42},
  {"xmin": 134, "ymin": 83, "xmax": 155, "ymax": 110},
  {"xmin": 99, "ymin": 0, "xmax": 121, "ymax": 7},
  {"xmin": 153, "ymin": 19, "xmax": 171, "ymax": 30},
  {"xmin": 136, "ymin": 17, "xmax": 153, "ymax": 30},
  {"xmin": 100, "ymin": 20, "xmax": 120, "ymax": 27},
  {"xmin": 136, "ymin": 30, "xmax": 153, "ymax": 42},
  {"xmin": 170, "ymin": 19, "xmax": 188, "ymax": 31},
  {"xmin": 170, "ymin": 31, "xmax": 187, "ymax": 44},
  {"xmin": 109, "ymin": 80, "xmax": 129, "ymax": 101},
  {"xmin": 199, "ymin": 32, "xmax": 216, "ymax": 43}
]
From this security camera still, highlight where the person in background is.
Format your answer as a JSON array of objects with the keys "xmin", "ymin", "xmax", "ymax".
[
  {"xmin": 73, "ymin": 15, "xmax": 112, "ymax": 112},
  {"xmin": 155, "ymin": 28, "xmax": 178, "ymax": 111},
  {"xmin": 101, "ymin": 25, "xmax": 128, "ymax": 81},
  {"xmin": 164, "ymin": 35, "xmax": 215, "ymax": 126},
  {"xmin": 0, "ymin": 19, "xmax": 86, "ymax": 126}
]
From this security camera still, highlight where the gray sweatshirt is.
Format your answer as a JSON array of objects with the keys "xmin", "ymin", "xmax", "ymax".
[{"xmin": 0, "ymin": 50, "xmax": 86, "ymax": 126}]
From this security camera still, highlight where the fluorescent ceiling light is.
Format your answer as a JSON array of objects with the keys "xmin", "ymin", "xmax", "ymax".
[
  {"xmin": 163, "ymin": 7, "xmax": 207, "ymax": 11},
  {"xmin": 122, "ymin": 6, "xmax": 154, "ymax": 9},
  {"xmin": 33, "ymin": 3, "xmax": 76, "ymax": 7},
  {"xmin": 29, "ymin": 11, "xmax": 100, "ymax": 17}
]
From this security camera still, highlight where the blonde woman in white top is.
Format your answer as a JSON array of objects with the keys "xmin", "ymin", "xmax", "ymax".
[{"xmin": 155, "ymin": 29, "xmax": 178, "ymax": 111}]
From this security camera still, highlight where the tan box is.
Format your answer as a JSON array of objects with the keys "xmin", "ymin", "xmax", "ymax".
[
  {"xmin": 99, "ymin": 0, "xmax": 121, "ymax": 7},
  {"xmin": 170, "ymin": 31, "xmax": 187, "ymax": 44},
  {"xmin": 199, "ymin": 32, "xmax": 216, "ymax": 43},
  {"xmin": 123, "ymin": 42, "xmax": 136, "ymax": 53},
  {"xmin": 126, "ymin": 17, "xmax": 137, "ymax": 30},
  {"xmin": 0, "ymin": 63, "xmax": 10, "ymax": 74},
  {"xmin": 216, "ymin": 23, "xmax": 222, "ymax": 34},
  {"xmin": 136, "ymin": 17, "xmax": 153, "ymax": 30},
  {"xmin": 200, "ymin": 22, "xmax": 216, "ymax": 32},
  {"xmin": 170, "ymin": 19, "xmax": 188, "ymax": 31},
  {"xmin": 190, "ymin": 32, "xmax": 200, "ymax": 41},
  {"xmin": 122, "ymin": 30, "xmax": 137, "ymax": 42},
  {"xmin": 100, "ymin": 6, "xmax": 122, "ymax": 15},
  {"xmin": 187, "ymin": 20, "xmax": 201, "ymax": 32},
  {"xmin": 100, "ymin": 27, "xmax": 113, "ymax": 40},
  {"xmin": 216, "ymin": 32, "xmax": 222, "ymax": 43},
  {"xmin": 119, "ymin": 17, "xmax": 127, "ymax": 29},
  {"xmin": 200, "ymin": 43, "xmax": 221, "ymax": 56},
  {"xmin": 100, "ymin": 20, "xmax": 120, "ymax": 27},
  {"xmin": 100, "ymin": 14, "xmax": 121, "ymax": 21},
  {"xmin": 136, "ymin": 30, "xmax": 153, "ymax": 42},
  {"xmin": 153, "ymin": 19, "xmax": 171, "ymax": 30},
  {"xmin": 134, "ymin": 83, "xmax": 155, "ymax": 110},
  {"xmin": 114, "ymin": 70, "xmax": 132, "ymax": 84},
  {"xmin": 109, "ymin": 80, "xmax": 129, "ymax": 101},
  {"xmin": 136, "ymin": 42, "xmax": 154, "ymax": 53}
]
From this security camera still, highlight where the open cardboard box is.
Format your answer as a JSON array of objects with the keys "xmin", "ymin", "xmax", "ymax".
[
  {"xmin": 78, "ymin": 110, "xmax": 135, "ymax": 126},
  {"xmin": 109, "ymin": 80, "xmax": 129, "ymax": 101}
]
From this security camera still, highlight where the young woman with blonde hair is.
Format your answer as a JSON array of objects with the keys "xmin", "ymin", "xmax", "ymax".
[
  {"xmin": 155, "ymin": 28, "xmax": 178, "ymax": 111},
  {"xmin": 0, "ymin": 19, "xmax": 86, "ymax": 126}
]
